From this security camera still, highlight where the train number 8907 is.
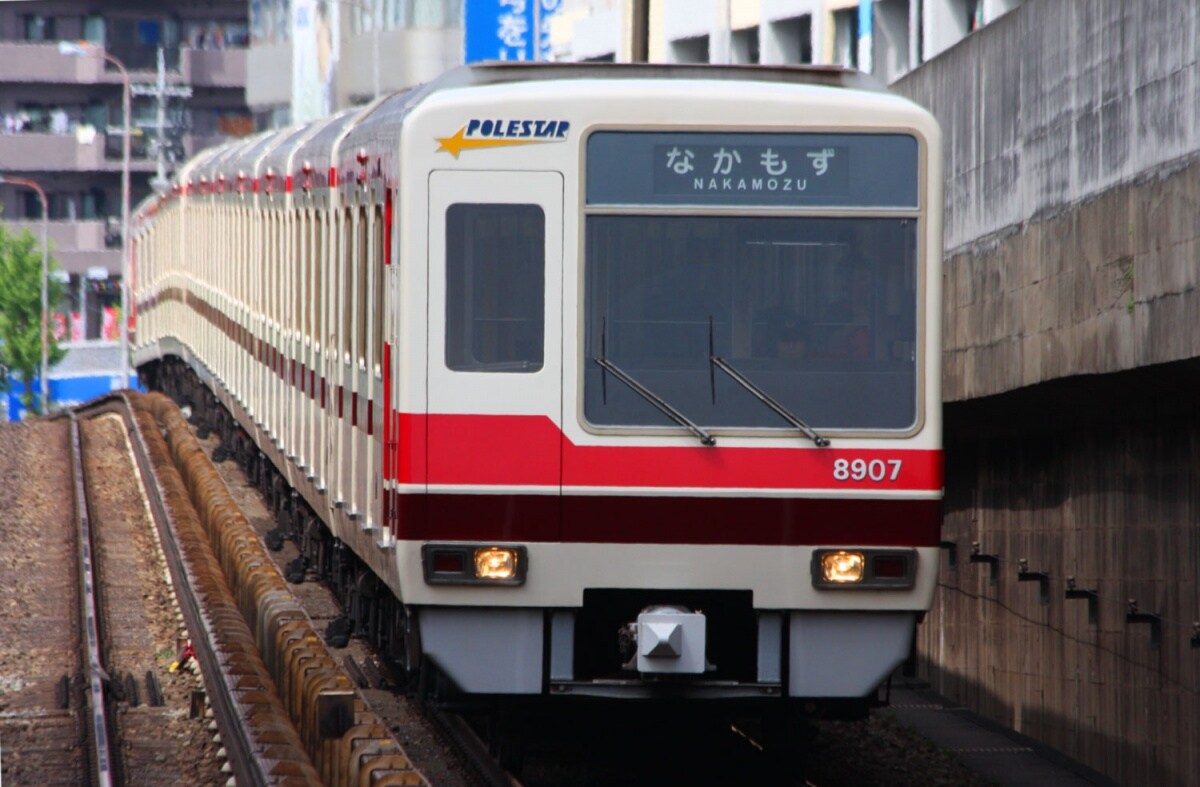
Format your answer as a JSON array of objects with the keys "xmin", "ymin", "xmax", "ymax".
[{"xmin": 833, "ymin": 458, "xmax": 903, "ymax": 482}]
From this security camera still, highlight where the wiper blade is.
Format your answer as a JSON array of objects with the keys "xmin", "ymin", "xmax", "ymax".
[
  {"xmin": 594, "ymin": 355, "xmax": 716, "ymax": 447},
  {"xmin": 709, "ymin": 355, "xmax": 830, "ymax": 448}
]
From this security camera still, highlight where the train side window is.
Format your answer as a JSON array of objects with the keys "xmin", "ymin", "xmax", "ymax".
[{"xmin": 445, "ymin": 203, "xmax": 544, "ymax": 373}]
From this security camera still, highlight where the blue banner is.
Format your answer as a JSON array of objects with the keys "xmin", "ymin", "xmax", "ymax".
[
  {"xmin": 6, "ymin": 373, "xmax": 141, "ymax": 421},
  {"xmin": 465, "ymin": 0, "xmax": 561, "ymax": 63}
]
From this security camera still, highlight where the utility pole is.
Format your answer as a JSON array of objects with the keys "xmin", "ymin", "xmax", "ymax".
[
  {"xmin": 155, "ymin": 47, "xmax": 167, "ymax": 187},
  {"xmin": 133, "ymin": 48, "xmax": 192, "ymax": 192},
  {"xmin": 631, "ymin": 0, "xmax": 649, "ymax": 62}
]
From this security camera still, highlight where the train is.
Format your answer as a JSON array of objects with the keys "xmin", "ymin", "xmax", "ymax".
[{"xmin": 131, "ymin": 61, "xmax": 943, "ymax": 739}]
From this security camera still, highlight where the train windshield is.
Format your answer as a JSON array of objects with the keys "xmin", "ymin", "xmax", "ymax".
[{"xmin": 583, "ymin": 215, "xmax": 919, "ymax": 431}]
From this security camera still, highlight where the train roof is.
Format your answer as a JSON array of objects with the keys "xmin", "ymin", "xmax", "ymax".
[
  {"xmin": 345, "ymin": 61, "xmax": 883, "ymax": 139},
  {"xmin": 161, "ymin": 61, "xmax": 894, "ymax": 210},
  {"xmin": 422, "ymin": 60, "xmax": 883, "ymax": 93}
]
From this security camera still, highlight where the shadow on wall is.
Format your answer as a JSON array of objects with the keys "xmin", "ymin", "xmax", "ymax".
[{"xmin": 919, "ymin": 356, "xmax": 1200, "ymax": 787}]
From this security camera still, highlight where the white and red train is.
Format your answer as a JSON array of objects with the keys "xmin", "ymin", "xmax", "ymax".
[{"xmin": 132, "ymin": 62, "xmax": 943, "ymax": 719}]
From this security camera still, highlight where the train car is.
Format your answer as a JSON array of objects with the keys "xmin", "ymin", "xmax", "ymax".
[{"xmin": 132, "ymin": 62, "xmax": 943, "ymax": 726}]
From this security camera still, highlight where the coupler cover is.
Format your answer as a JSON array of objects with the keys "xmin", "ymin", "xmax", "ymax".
[{"xmin": 636, "ymin": 608, "xmax": 707, "ymax": 674}]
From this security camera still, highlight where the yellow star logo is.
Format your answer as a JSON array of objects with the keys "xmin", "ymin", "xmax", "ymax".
[{"xmin": 435, "ymin": 126, "xmax": 548, "ymax": 158}]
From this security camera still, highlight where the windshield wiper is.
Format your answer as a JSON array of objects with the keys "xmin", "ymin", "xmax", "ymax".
[
  {"xmin": 595, "ymin": 318, "xmax": 715, "ymax": 447},
  {"xmin": 707, "ymin": 319, "xmax": 829, "ymax": 447}
]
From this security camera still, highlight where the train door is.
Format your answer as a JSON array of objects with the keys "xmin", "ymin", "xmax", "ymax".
[{"xmin": 426, "ymin": 171, "xmax": 563, "ymax": 541}]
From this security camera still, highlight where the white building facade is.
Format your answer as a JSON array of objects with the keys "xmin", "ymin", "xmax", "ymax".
[
  {"xmin": 553, "ymin": 0, "xmax": 1022, "ymax": 84},
  {"xmin": 247, "ymin": 0, "xmax": 463, "ymax": 127}
]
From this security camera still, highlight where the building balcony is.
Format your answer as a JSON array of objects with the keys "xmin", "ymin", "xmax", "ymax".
[
  {"xmin": 1, "ymin": 218, "xmax": 121, "ymax": 276},
  {"xmin": 0, "ymin": 41, "xmax": 129, "ymax": 86},
  {"xmin": 181, "ymin": 46, "xmax": 246, "ymax": 89},
  {"xmin": 1, "ymin": 40, "xmax": 246, "ymax": 91},
  {"xmin": 0, "ymin": 131, "xmax": 157, "ymax": 173}
]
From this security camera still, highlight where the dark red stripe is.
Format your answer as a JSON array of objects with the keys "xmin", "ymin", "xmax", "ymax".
[{"xmin": 391, "ymin": 492, "xmax": 940, "ymax": 546}]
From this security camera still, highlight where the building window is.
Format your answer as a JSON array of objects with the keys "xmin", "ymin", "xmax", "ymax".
[
  {"xmin": 83, "ymin": 15, "xmax": 106, "ymax": 44},
  {"xmin": 732, "ymin": 26, "xmax": 760, "ymax": 64},
  {"xmin": 771, "ymin": 15, "xmax": 812, "ymax": 64},
  {"xmin": 445, "ymin": 203, "xmax": 545, "ymax": 373},
  {"xmin": 22, "ymin": 15, "xmax": 57, "ymax": 41},
  {"xmin": 833, "ymin": 8, "xmax": 860, "ymax": 69},
  {"xmin": 671, "ymin": 35, "xmax": 710, "ymax": 64},
  {"xmin": 967, "ymin": 0, "xmax": 984, "ymax": 31}
]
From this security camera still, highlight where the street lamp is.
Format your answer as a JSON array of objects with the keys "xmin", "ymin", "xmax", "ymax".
[
  {"xmin": 0, "ymin": 175, "xmax": 50, "ymax": 412},
  {"xmin": 59, "ymin": 40, "xmax": 131, "ymax": 389}
]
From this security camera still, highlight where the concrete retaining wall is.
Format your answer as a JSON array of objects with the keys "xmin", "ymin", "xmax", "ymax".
[{"xmin": 893, "ymin": 0, "xmax": 1200, "ymax": 401}]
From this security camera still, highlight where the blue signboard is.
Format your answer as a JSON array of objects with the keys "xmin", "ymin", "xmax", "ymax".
[
  {"xmin": 6, "ymin": 373, "xmax": 141, "ymax": 421},
  {"xmin": 465, "ymin": 0, "xmax": 561, "ymax": 63}
]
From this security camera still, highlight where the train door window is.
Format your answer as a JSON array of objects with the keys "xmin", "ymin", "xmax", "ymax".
[
  {"xmin": 295, "ymin": 212, "xmax": 304, "ymax": 337},
  {"xmin": 343, "ymin": 207, "xmax": 353, "ymax": 359},
  {"xmin": 301, "ymin": 211, "xmax": 312, "ymax": 340},
  {"xmin": 445, "ymin": 203, "xmax": 544, "ymax": 372},
  {"xmin": 357, "ymin": 206, "xmax": 369, "ymax": 365},
  {"xmin": 373, "ymin": 203, "xmax": 384, "ymax": 368},
  {"xmin": 267, "ymin": 210, "xmax": 275, "ymax": 319},
  {"xmin": 276, "ymin": 212, "xmax": 284, "ymax": 323},
  {"xmin": 314, "ymin": 211, "xmax": 324, "ymax": 344}
]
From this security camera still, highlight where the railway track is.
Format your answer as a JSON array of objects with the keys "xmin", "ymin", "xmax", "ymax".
[
  {"xmin": 0, "ymin": 404, "xmax": 224, "ymax": 785},
  {"xmin": 69, "ymin": 412, "xmax": 118, "ymax": 785},
  {"xmin": 1, "ymin": 397, "xmax": 324, "ymax": 786}
]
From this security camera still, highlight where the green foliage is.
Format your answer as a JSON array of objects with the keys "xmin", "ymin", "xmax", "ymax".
[{"xmin": 0, "ymin": 223, "xmax": 67, "ymax": 415}]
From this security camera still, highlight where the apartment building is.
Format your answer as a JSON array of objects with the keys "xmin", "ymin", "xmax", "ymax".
[{"xmin": 0, "ymin": 0, "xmax": 251, "ymax": 343}]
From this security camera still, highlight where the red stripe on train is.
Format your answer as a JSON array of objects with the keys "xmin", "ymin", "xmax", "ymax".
[{"xmin": 405, "ymin": 413, "xmax": 941, "ymax": 491}]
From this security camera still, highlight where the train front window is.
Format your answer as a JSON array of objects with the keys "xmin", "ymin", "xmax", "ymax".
[
  {"xmin": 445, "ymin": 203, "xmax": 545, "ymax": 372},
  {"xmin": 583, "ymin": 215, "xmax": 918, "ymax": 431}
]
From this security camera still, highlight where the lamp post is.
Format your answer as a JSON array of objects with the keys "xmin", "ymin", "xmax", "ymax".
[
  {"xmin": 0, "ymin": 175, "xmax": 50, "ymax": 412},
  {"xmin": 59, "ymin": 40, "xmax": 131, "ymax": 389}
]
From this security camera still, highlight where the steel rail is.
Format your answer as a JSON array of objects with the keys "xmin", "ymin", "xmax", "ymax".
[
  {"xmin": 419, "ymin": 703, "xmax": 522, "ymax": 787},
  {"xmin": 68, "ymin": 412, "xmax": 117, "ymax": 787},
  {"xmin": 75, "ymin": 394, "xmax": 276, "ymax": 786}
]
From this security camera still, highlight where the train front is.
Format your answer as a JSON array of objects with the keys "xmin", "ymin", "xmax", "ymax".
[{"xmin": 395, "ymin": 66, "xmax": 943, "ymax": 714}]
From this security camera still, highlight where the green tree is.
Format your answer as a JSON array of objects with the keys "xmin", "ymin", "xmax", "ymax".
[{"xmin": 0, "ymin": 223, "xmax": 67, "ymax": 416}]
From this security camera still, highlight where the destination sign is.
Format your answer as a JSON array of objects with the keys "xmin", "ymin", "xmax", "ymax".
[{"xmin": 586, "ymin": 131, "xmax": 919, "ymax": 209}]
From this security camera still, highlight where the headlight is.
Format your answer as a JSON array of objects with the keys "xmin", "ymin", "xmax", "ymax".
[
  {"xmin": 820, "ymin": 550, "xmax": 865, "ymax": 583},
  {"xmin": 812, "ymin": 549, "xmax": 917, "ymax": 589},
  {"xmin": 422, "ymin": 544, "xmax": 527, "ymax": 586},
  {"xmin": 474, "ymin": 547, "xmax": 519, "ymax": 580}
]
